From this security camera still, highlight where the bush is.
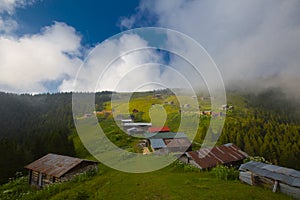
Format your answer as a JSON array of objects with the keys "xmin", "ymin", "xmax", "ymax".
[
  {"xmin": 211, "ymin": 165, "xmax": 239, "ymax": 181},
  {"xmin": 71, "ymin": 169, "xmax": 97, "ymax": 183},
  {"xmin": 172, "ymin": 160, "xmax": 200, "ymax": 172},
  {"xmin": 244, "ymin": 156, "xmax": 272, "ymax": 164},
  {"xmin": 50, "ymin": 190, "xmax": 89, "ymax": 200}
]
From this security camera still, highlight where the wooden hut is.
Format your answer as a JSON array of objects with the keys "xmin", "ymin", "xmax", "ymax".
[
  {"xmin": 239, "ymin": 161, "xmax": 300, "ymax": 199},
  {"xmin": 25, "ymin": 153, "xmax": 98, "ymax": 188},
  {"xmin": 182, "ymin": 143, "xmax": 248, "ymax": 170}
]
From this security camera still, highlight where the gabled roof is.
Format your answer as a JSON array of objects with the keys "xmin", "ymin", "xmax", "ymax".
[
  {"xmin": 186, "ymin": 144, "xmax": 248, "ymax": 169},
  {"xmin": 144, "ymin": 132, "xmax": 188, "ymax": 139},
  {"xmin": 164, "ymin": 138, "xmax": 192, "ymax": 148},
  {"xmin": 149, "ymin": 126, "xmax": 170, "ymax": 133},
  {"xmin": 25, "ymin": 154, "xmax": 98, "ymax": 178},
  {"xmin": 239, "ymin": 161, "xmax": 300, "ymax": 187}
]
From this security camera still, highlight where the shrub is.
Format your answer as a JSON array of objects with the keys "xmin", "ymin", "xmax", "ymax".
[
  {"xmin": 71, "ymin": 169, "xmax": 97, "ymax": 183},
  {"xmin": 244, "ymin": 156, "xmax": 272, "ymax": 164},
  {"xmin": 211, "ymin": 165, "xmax": 239, "ymax": 181},
  {"xmin": 172, "ymin": 160, "xmax": 200, "ymax": 172}
]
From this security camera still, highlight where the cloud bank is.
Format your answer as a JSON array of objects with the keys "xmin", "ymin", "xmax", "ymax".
[
  {"xmin": 121, "ymin": 0, "xmax": 300, "ymax": 96},
  {"xmin": 64, "ymin": 32, "xmax": 198, "ymax": 93},
  {"xmin": 1, "ymin": 1, "xmax": 299, "ymax": 95},
  {"xmin": 0, "ymin": 1, "xmax": 203, "ymax": 93}
]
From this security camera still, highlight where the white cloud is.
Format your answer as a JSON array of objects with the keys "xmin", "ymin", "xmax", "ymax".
[
  {"xmin": 0, "ymin": 0, "xmax": 35, "ymax": 34},
  {"xmin": 0, "ymin": 17, "xmax": 17, "ymax": 33},
  {"xmin": 119, "ymin": 16, "xmax": 135, "ymax": 30},
  {"xmin": 0, "ymin": 0, "xmax": 85, "ymax": 93},
  {"xmin": 61, "ymin": 34, "xmax": 164, "ymax": 92},
  {"xmin": 0, "ymin": 22, "xmax": 82, "ymax": 93},
  {"xmin": 0, "ymin": 0, "xmax": 34, "ymax": 14},
  {"xmin": 121, "ymin": 0, "xmax": 300, "ymax": 96}
]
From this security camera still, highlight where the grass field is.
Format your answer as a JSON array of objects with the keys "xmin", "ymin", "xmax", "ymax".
[{"xmin": 0, "ymin": 163, "xmax": 293, "ymax": 200}]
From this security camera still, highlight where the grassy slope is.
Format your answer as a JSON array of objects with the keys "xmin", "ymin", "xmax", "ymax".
[
  {"xmin": 43, "ymin": 170, "xmax": 294, "ymax": 200},
  {"xmin": 0, "ymin": 164, "xmax": 293, "ymax": 200},
  {"xmin": 0, "ymin": 128, "xmax": 293, "ymax": 199}
]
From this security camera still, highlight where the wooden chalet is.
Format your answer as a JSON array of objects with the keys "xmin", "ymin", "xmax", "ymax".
[
  {"xmin": 239, "ymin": 161, "xmax": 300, "ymax": 199},
  {"xmin": 25, "ymin": 153, "xmax": 98, "ymax": 188},
  {"xmin": 182, "ymin": 143, "xmax": 248, "ymax": 170}
]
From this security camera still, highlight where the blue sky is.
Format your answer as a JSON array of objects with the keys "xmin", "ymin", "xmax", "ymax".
[
  {"xmin": 0, "ymin": 0, "xmax": 299, "ymax": 96},
  {"xmin": 15, "ymin": 0, "xmax": 141, "ymax": 45}
]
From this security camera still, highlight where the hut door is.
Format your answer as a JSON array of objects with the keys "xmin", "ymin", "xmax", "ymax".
[{"xmin": 38, "ymin": 172, "xmax": 43, "ymax": 187}]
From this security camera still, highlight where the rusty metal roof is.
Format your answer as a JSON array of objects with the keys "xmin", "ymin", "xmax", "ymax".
[
  {"xmin": 24, "ymin": 153, "xmax": 98, "ymax": 178},
  {"xmin": 239, "ymin": 161, "xmax": 300, "ymax": 187},
  {"xmin": 186, "ymin": 144, "xmax": 248, "ymax": 169}
]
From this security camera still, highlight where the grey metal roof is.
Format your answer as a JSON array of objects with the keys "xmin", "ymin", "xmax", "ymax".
[
  {"xmin": 239, "ymin": 161, "xmax": 300, "ymax": 187},
  {"xmin": 144, "ymin": 132, "xmax": 188, "ymax": 139},
  {"xmin": 150, "ymin": 139, "xmax": 167, "ymax": 149},
  {"xmin": 25, "ymin": 153, "xmax": 98, "ymax": 178},
  {"xmin": 121, "ymin": 119, "xmax": 133, "ymax": 122},
  {"xmin": 127, "ymin": 127, "xmax": 137, "ymax": 132}
]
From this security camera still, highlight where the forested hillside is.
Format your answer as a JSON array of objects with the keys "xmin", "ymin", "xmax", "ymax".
[
  {"xmin": 218, "ymin": 89, "xmax": 300, "ymax": 169},
  {"xmin": 0, "ymin": 92, "xmax": 111, "ymax": 184}
]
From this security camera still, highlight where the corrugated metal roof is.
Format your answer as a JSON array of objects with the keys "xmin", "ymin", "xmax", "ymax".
[
  {"xmin": 144, "ymin": 132, "xmax": 188, "ymax": 139},
  {"xmin": 150, "ymin": 139, "xmax": 167, "ymax": 149},
  {"xmin": 24, "ymin": 154, "xmax": 98, "ymax": 178},
  {"xmin": 187, "ymin": 144, "xmax": 248, "ymax": 169},
  {"xmin": 239, "ymin": 161, "xmax": 300, "ymax": 187},
  {"xmin": 149, "ymin": 126, "xmax": 170, "ymax": 133}
]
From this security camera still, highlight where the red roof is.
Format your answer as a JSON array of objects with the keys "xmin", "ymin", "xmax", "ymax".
[
  {"xmin": 149, "ymin": 126, "xmax": 170, "ymax": 133},
  {"xmin": 186, "ymin": 144, "xmax": 248, "ymax": 169}
]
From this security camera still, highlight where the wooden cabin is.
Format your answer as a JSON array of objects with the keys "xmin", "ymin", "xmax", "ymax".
[
  {"xmin": 25, "ymin": 153, "xmax": 98, "ymax": 188},
  {"xmin": 239, "ymin": 161, "xmax": 300, "ymax": 199},
  {"xmin": 182, "ymin": 143, "xmax": 248, "ymax": 170}
]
